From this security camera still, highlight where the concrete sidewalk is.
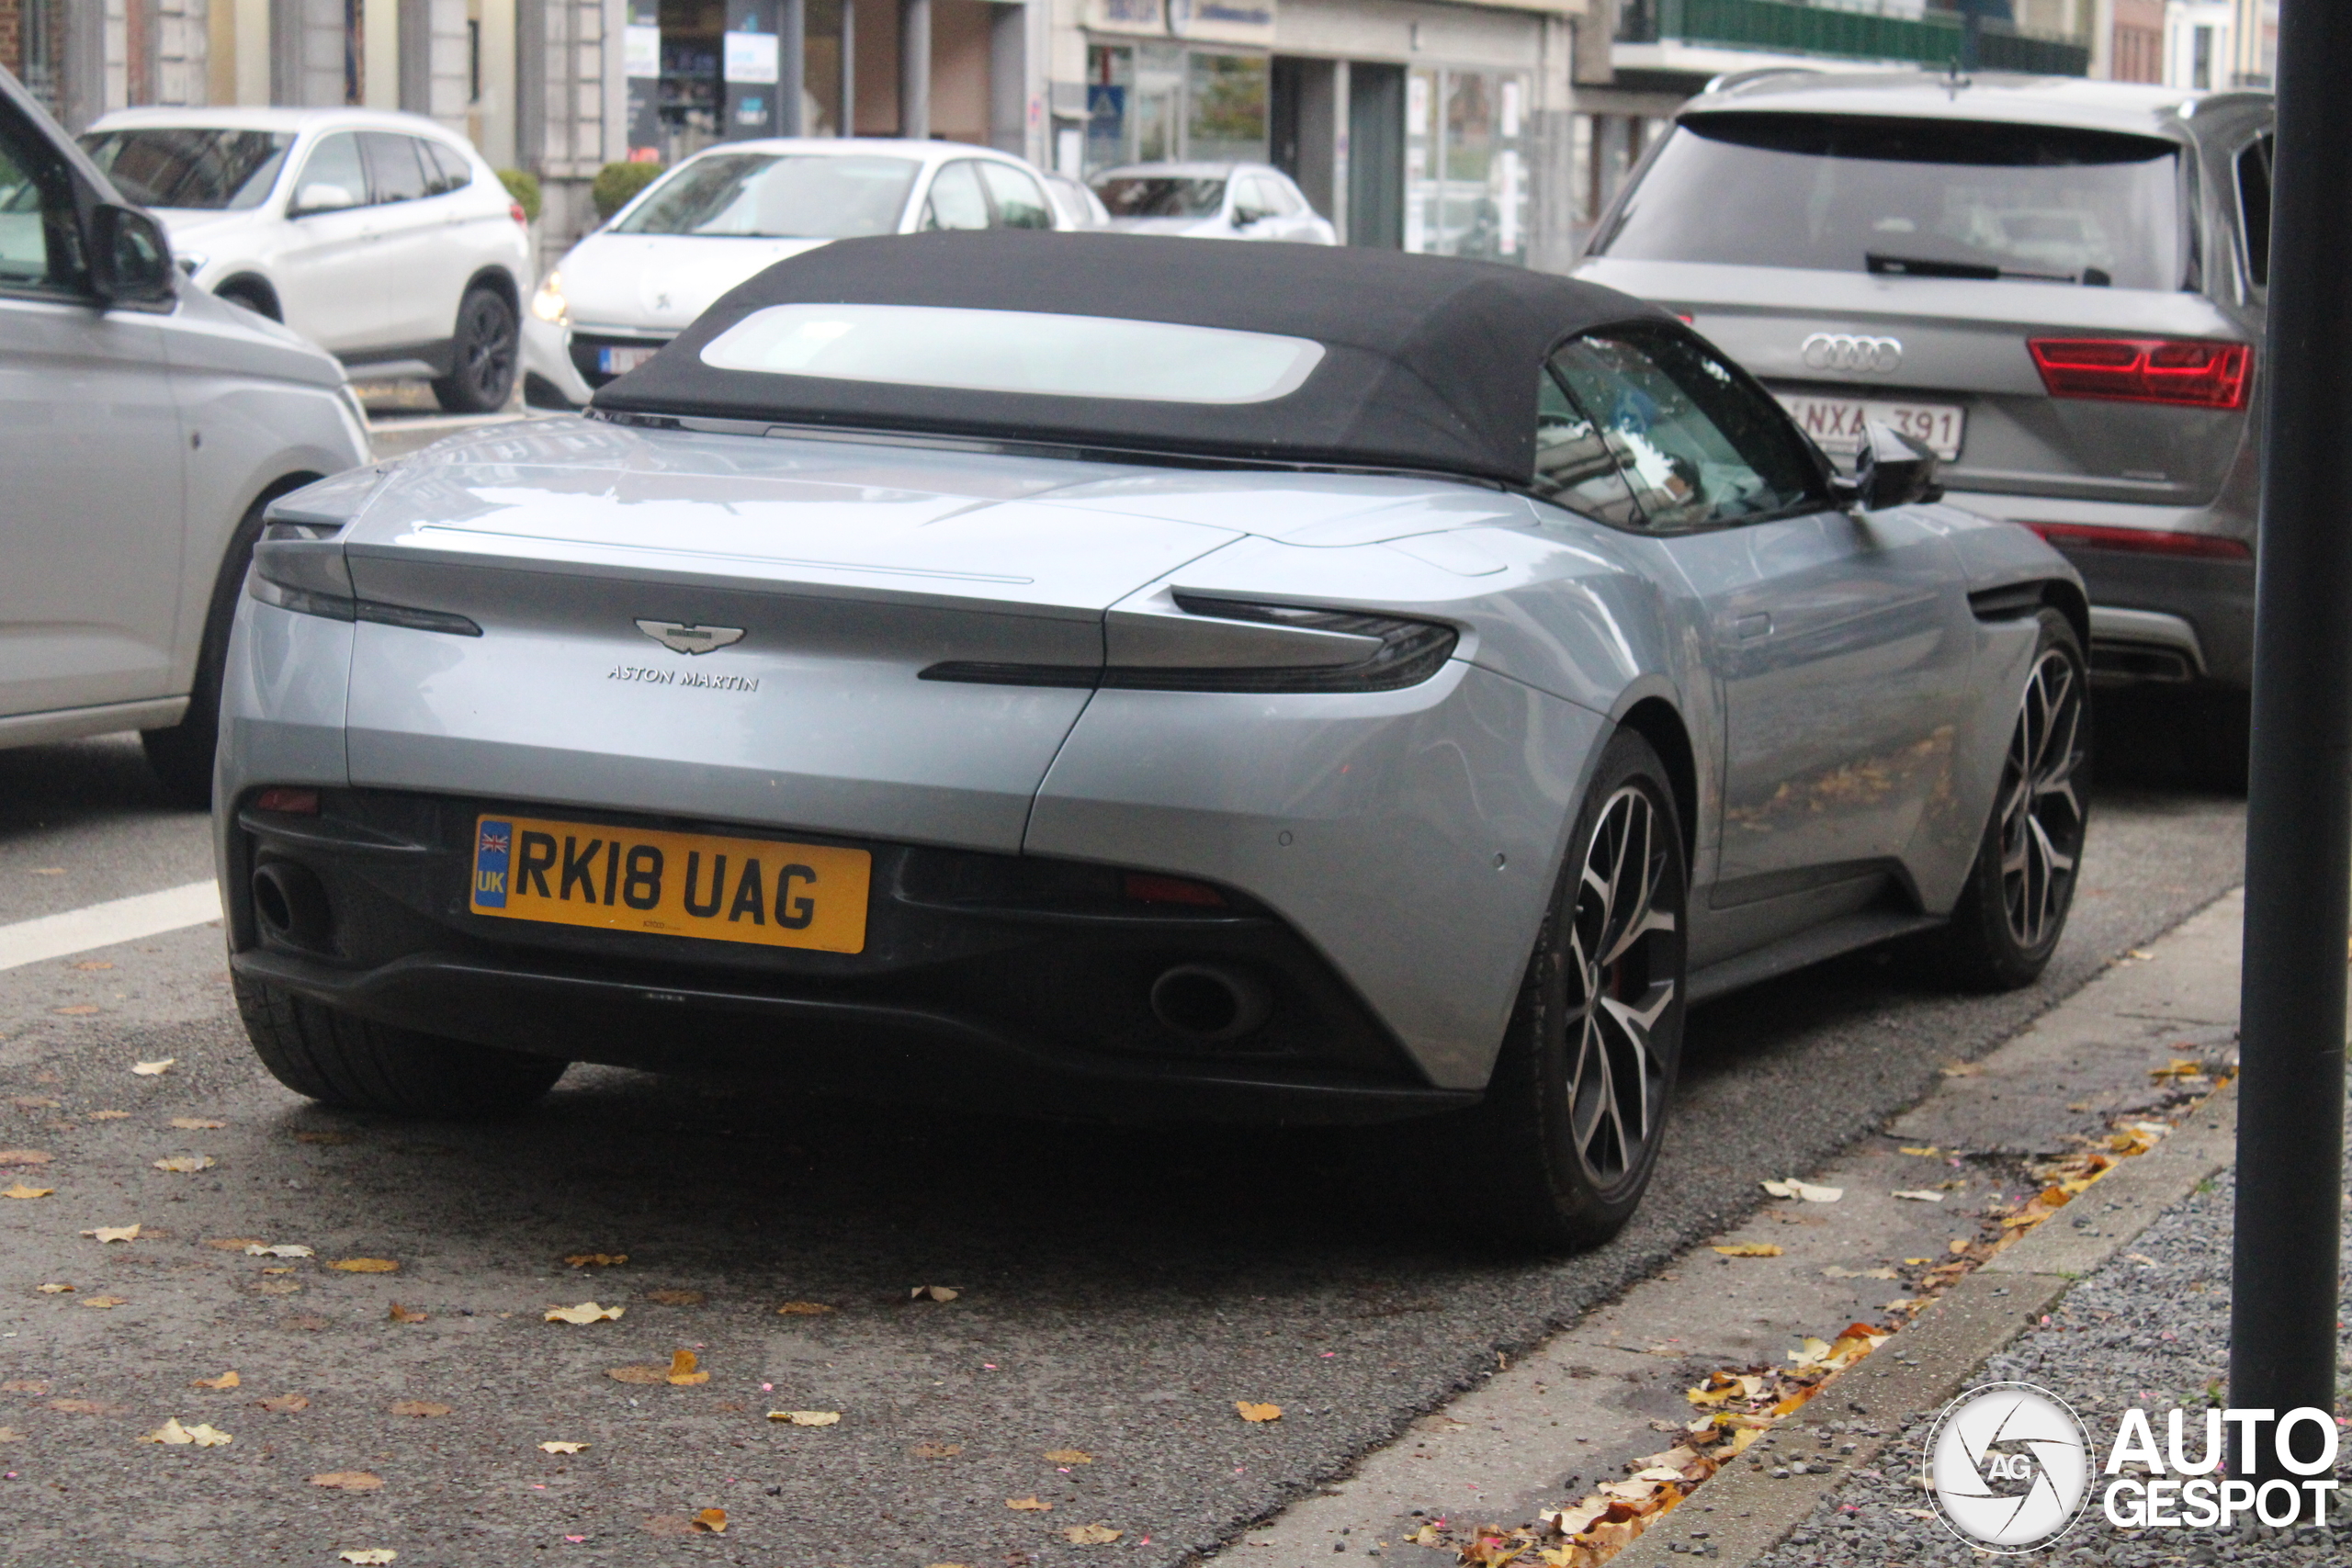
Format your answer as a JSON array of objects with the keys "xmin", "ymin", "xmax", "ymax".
[{"xmin": 1214, "ymin": 890, "xmax": 2248, "ymax": 1567}]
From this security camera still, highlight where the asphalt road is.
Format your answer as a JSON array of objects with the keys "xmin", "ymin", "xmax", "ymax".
[{"xmin": 0, "ymin": 722, "xmax": 2245, "ymax": 1567}]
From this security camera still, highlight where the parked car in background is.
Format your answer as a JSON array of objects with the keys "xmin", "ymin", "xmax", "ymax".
[
  {"xmin": 1043, "ymin": 169, "xmax": 1110, "ymax": 230},
  {"xmin": 1, "ymin": 68, "xmax": 369, "ymax": 804},
  {"xmin": 521, "ymin": 139, "xmax": 1078, "ymax": 408},
  {"xmin": 220, "ymin": 232, "xmax": 2088, "ymax": 1252},
  {"xmin": 81, "ymin": 106, "xmax": 533, "ymax": 412},
  {"xmin": 1577, "ymin": 72, "xmax": 2269, "ymax": 784},
  {"xmin": 1091, "ymin": 163, "xmax": 1336, "ymax": 245}
]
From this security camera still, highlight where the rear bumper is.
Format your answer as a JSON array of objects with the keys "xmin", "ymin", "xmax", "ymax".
[
  {"xmin": 1941, "ymin": 490, "xmax": 2256, "ymax": 689},
  {"xmin": 223, "ymin": 788, "xmax": 1463, "ymax": 1124}
]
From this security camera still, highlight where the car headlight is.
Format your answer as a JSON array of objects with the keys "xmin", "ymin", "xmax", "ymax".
[
  {"xmin": 177, "ymin": 252, "xmax": 208, "ymax": 277},
  {"xmin": 530, "ymin": 271, "xmax": 568, "ymax": 324}
]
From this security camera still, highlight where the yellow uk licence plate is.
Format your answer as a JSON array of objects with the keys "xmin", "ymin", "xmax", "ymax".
[{"xmin": 467, "ymin": 814, "xmax": 870, "ymax": 953}]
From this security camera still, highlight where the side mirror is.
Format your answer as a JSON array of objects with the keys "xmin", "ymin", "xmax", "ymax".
[
  {"xmin": 89, "ymin": 203, "xmax": 175, "ymax": 306},
  {"xmin": 1838, "ymin": 420, "xmax": 1943, "ymax": 511},
  {"xmin": 291, "ymin": 182, "xmax": 357, "ymax": 216},
  {"xmin": 1231, "ymin": 206, "xmax": 1266, "ymax": 229}
]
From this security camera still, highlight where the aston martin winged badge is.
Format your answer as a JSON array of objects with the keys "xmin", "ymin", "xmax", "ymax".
[{"xmin": 634, "ymin": 620, "xmax": 746, "ymax": 655}]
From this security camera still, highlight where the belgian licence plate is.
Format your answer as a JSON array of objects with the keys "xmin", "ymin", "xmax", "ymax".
[
  {"xmin": 596, "ymin": 344, "xmax": 659, "ymax": 375},
  {"xmin": 468, "ymin": 815, "xmax": 870, "ymax": 954},
  {"xmin": 1776, "ymin": 394, "xmax": 1965, "ymax": 461}
]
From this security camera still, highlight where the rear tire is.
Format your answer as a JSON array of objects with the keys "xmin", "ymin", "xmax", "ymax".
[
  {"xmin": 233, "ymin": 973, "xmax": 567, "ymax": 1118},
  {"xmin": 432, "ymin": 285, "xmax": 519, "ymax": 412},
  {"xmin": 1933, "ymin": 608, "xmax": 2090, "ymax": 991},
  {"xmin": 1446, "ymin": 729, "xmax": 1689, "ymax": 1253},
  {"xmin": 141, "ymin": 487, "xmax": 285, "ymax": 808}
]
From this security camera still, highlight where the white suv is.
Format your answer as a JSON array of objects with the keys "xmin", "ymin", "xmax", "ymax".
[{"xmin": 82, "ymin": 107, "xmax": 533, "ymax": 412}]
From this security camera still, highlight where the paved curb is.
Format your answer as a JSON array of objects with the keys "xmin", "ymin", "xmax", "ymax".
[{"xmin": 1611, "ymin": 1079, "xmax": 2239, "ymax": 1567}]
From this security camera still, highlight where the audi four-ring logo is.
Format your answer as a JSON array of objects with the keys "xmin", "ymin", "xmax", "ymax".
[{"xmin": 1802, "ymin": 332, "xmax": 1904, "ymax": 373}]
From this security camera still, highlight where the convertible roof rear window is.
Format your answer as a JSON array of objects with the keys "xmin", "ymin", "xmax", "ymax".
[
  {"xmin": 699, "ymin": 303, "xmax": 1324, "ymax": 404},
  {"xmin": 594, "ymin": 231, "xmax": 1670, "ymax": 483}
]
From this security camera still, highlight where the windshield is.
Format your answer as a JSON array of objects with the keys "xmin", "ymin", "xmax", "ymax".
[
  {"xmin": 612, "ymin": 153, "xmax": 920, "ymax": 238},
  {"xmin": 1596, "ymin": 114, "xmax": 2182, "ymax": 289},
  {"xmin": 79, "ymin": 127, "xmax": 292, "ymax": 210},
  {"xmin": 699, "ymin": 302, "xmax": 1325, "ymax": 404},
  {"xmin": 1093, "ymin": 176, "xmax": 1227, "ymax": 220}
]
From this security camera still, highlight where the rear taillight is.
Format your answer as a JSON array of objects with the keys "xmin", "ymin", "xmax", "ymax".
[
  {"xmin": 510, "ymin": 200, "xmax": 527, "ymax": 226},
  {"xmin": 2027, "ymin": 337, "xmax": 2251, "ymax": 410},
  {"xmin": 2024, "ymin": 522, "xmax": 2252, "ymax": 560},
  {"xmin": 253, "ymin": 787, "xmax": 322, "ymax": 815}
]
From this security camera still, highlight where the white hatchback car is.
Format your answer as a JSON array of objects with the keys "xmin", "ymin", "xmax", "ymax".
[
  {"xmin": 2, "ymin": 70, "xmax": 368, "ymax": 804},
  {"xmin": 522, "ymin": 138, "xmax": 1075, "ymax": 408},
  {"xmin": 81, "ymin": 107, "xmax": 533, "ymax": 412},
  {"xmin": 1091, "ymin": 163, "xmax": 1337, "ymax": 245}
]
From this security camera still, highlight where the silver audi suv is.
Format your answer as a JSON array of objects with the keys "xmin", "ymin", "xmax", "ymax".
[{"xmin": 1577, "ymin": 73, "xmax": 2271, "ymax": 784}]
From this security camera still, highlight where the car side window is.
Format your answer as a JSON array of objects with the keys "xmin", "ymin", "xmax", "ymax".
[
  {"xmin": 2236, "ymin": 132, "xmax": 2273, "ymax": 290},
  {"xmin": 0, "ymin": 110, "xmax": 84, "ymax": 296},
  {"xmin": 360, "ymin": 131, "xmax": 429, "ymax": 205},
  {"xmin": 418, "ymin": 138, "xmax": 471, "ymax": 197},
  {"xmin": 1259, "ymin": 176, "xmax": 1301, "ymax": 217},
  {"xmin": 978, "ymin": 162, "xmax": 1053, "ymax": 230},
  {"xmin": 293, "ymin": 131, "xmax": 368, "ymax": 212},
  {"xmin": 1548, "ymin": 327, "xmax": 1826, "ymax": 530},
  {"xmin": 921, "ymin": 161, "xmax": 991, "ymax": 231},
  {"xmin": 1533, "ymin": 369, "xmax": 1645, "ymax": 527}
]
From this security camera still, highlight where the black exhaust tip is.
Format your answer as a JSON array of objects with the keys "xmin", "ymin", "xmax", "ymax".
[
  {"xmin": 1148, "ymin": 964, "xmax": 1272, "ymax": 1043},
  {"xmin": 252, "ymin": 861, "xmax": 333, "ymax": 951}
]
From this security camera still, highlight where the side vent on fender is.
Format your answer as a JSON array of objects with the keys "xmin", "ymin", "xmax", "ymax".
[{"xmin": 1967, "ymin": 581, "xmax": 2046, "ymax": 623}]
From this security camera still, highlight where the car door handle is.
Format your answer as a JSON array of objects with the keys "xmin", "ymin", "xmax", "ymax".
[{"xmin": 1734, "ymin": 612, "xmax": 1773, "ymax": 640}]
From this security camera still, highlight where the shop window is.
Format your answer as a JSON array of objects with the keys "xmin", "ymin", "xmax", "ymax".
[
  {"xmin": 1186, "ymin": 52, "xmax": 1269, "ymax": 164},
  {"xmin": 1404, "ymin": 67, "xmax": 1528, "ymax": 265}
]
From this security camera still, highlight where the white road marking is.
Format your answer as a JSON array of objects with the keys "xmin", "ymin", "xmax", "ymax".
[{"xmin": 0, "ymin": 881, "xmax": 221, "ymax": 974}]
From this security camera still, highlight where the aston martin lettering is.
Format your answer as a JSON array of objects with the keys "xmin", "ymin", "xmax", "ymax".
[
  {"xmin": 635, "ymin": 619, "xmax": 746, "ymax": 655},
  {"xmin": 608, "ymin": 664, "xmax": 761, "ymax": 692},
  {"xmin": 470, "ymin": 814, "xmax": 868, "ymax": 953}
]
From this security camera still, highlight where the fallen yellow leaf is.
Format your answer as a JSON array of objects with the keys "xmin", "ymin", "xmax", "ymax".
[
  {"xmin": 310, "ymin": 1471, "xmax": 384, "ymax": 1491},
  {"xmin": 1903, "ymin": 1258, "xmax": 1933, "ymax": 1266},
  {"xmin": 388, "ymin": 1400, "xmax": 452, "ymax": 1417},
  {"xmin": 1711, "ymin": 1243, "xmax": 1782, "ymax": 1258},
  {"xmin": 169, "ymin": 1118, "xmax": 227, "ymax": 1130},
  {"xmin": 190, "ymin": 1371, "xmax": 240, "ymax": 1390},
  {"xmin": 564, "ymin": 1254, "xmax": 628, "ymax": 1269},
  {"xmin": 1760, "ymin": 1179, "xmax": 1842, "ymax": 1202},
  {"xmin": 1235, "ymin": 1401, "xmax": 1283, "ymax": 1423},
  {"xmin": 131, "ymin": 1059, "xmax": 175, "ymax": 1076},
  {"xmin": 692, "ymin": 1508, "xmax": 727, "ymax": 1534},
  {"xmin": 81, "ymin": 1225, "xmax": 141, "ymax": 1243},
  {"xmin": 767, "ymin": 1410, "xmax": 840, "ymax": 1426},
  {"xmin": 666, "ymin": 1349, "xmax": 709, "ymax": 1386},
  {"xmin": 2, "ymin": 1184, "xmax": 52, "ymax": 1200},
  {"xmin": 327, "ymin": 1258, "xmax": 399, "ymax": 1273},
  {"xmin": 605, "ymin": 1364, "xmax": 671, "ymax": 1385},
  {"xmin": 256, "ymin": 1394, "xmax": 310, "ymax": 1413},
  {"xmin": 1044, "ymin": 1449, "xmax": 1095, "ymax": 1464},
  {"xmin": 143, "ymin": 1417, "xmax": 232, "ymax": 1447},
  {"xmin": 775, "ymin": 1301, "xmax": 834, "ymax": 1315},
  {"xmin": 910, "ymin": 1285, "xmax": 959, "ymax": 1303},
  {"xmin": 0, "ymin": 1150, "xmax": 53, "ymax": 1166},
  {"xmin": 80, "ymin": 1295, "xmax": 127, "ymax": 1309},
  {"xmin": 545, "ymin": 1302, "xmax": 623, "ymax": 1324},
  {"xmin": 538, "ymin": 1441, "xmax": 588, "ymax": 1455},
  {"xmin": 153, "ymin": 1156, "xmax": 216, "ymax": 1173},
  {"xmin": 1898, "ymin": 1146, "xmax": 1941, "ymax": 1157},
  {"xmin": 1006, "ymin": 1495, "xmax": 1053, "ymax": 1512},
  {"xmin": 338, "ymin": 1553, "xmax": 398, "ymax": 1565},
  {"xmin": 387, "ymin": 1303, "xmax": 427, "ymax": 1324},
  {"xmin": 1063, "ymin": 1525, "xmax": 1124, "ymax": 1545},
  {"xmin": 911, "ymin": 1442, "xmax": 963, "ymax": 1459},
  {"xmin": 1939, "ymin": 1062, "xmax": 1983, "ymax": 1078},
  {"xmin": 53, "ymin": 1005, "xmax": 100, "ymax": 1016},
  {"xmin": 36, "ymin": 1282, "xmax": 72, "ymax": 1293}
]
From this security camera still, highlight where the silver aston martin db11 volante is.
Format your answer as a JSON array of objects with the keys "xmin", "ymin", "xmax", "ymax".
[{"xmin": 216, "ymin": 232, "xmax": 2088, "ymax": 1247}]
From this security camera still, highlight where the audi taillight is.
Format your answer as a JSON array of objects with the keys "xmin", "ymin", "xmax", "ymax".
[
  {"xmin": 2027, "ymin": 337, "xmax": 2251, "ymax": 410},
  {"xmin": 2024, "ymin": 522, "xmax": 2251, "ymax": 560}
]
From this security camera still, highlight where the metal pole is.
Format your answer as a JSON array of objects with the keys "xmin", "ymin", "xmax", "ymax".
[
  {"xmin": 840, "ymin": 0, "xmax": 855, "ymax": 135},
  {"xmin": 899, "ymin": 0, "xmax": 928, "ymax": 141},
  {"xmin": 2230, "ymin": 0, "xmax": 2352, "ymax": 1493}
]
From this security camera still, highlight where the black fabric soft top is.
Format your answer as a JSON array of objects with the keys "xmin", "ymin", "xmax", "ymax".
[{"xmin": 589, "ymin": 231, "xmax": 1668, "ymax": 485}]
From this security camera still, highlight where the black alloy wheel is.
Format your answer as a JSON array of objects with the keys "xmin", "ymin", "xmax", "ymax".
[
  {"xmin": 1936, "ymin": 608, "xmax": 2091, "ymax": 990},
  {"xmin": 1453, "ymin": 728, "xmax": 1689, "ymax": 1252},
  {"xmin": 433, "ymin": 285, "xmax": 519, "ymax": 412}
]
